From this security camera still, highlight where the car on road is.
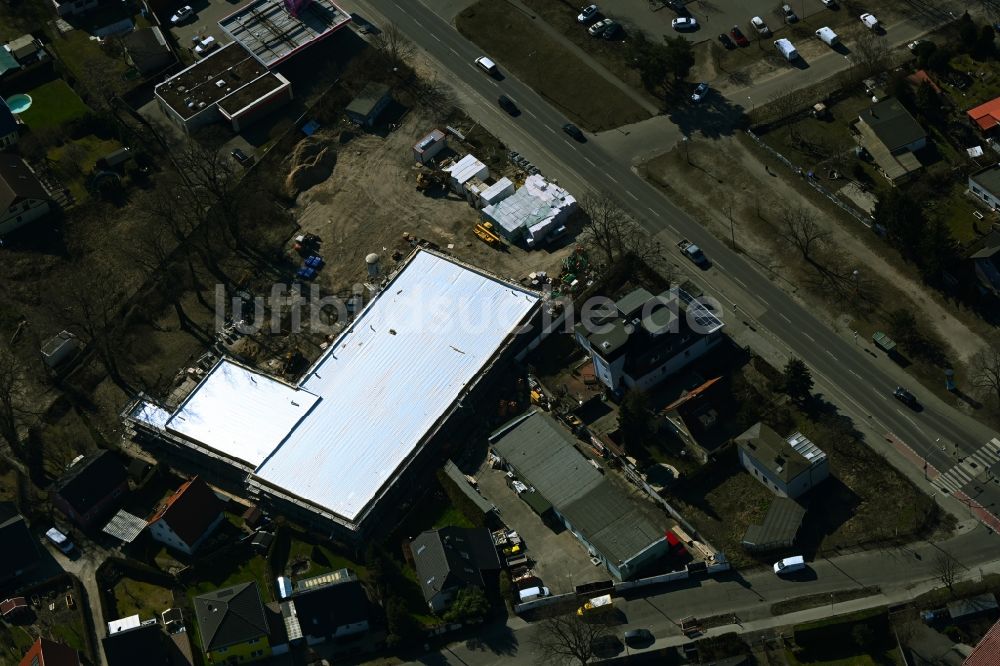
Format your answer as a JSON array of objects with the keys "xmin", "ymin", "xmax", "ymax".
[
  {"xmin": 577, "ymin": 4, "xmax": 599, "ymax": 23},
  {"xmin": 774, "ymin": 555, "xmax": 806, "ymax": 575},
  {"xmin": 562, "ymin": 123, "xmax": 585, "ymax": 141},
  {"xmin": 751, "ymin": 16, "xmax": 770, "ymax": 35},
  {"xmin": 498, "ymin": 95, "xmax": 519, "ymax": 115},
  {"xmin": 475, "ymin": 56, "xmax": 499, "ymax": 76},
  {"xmin": 718, "ymin": 33, "xmax": 735, "ymax": 49},
  {"xmin": 589, "ymin": 18, "xmax": 613, "ymax": 36},
  {"xmin": 730, "ymin": 25, "xmax": 749, "ymax": 47},
  {"xmin": 782, "ymin": 4, "xmax": 798, "ymax": 22},
  {"xmin": 231, "ymin": 148, "xmax": 252, "ymax": 166},
  {"xmin": 894, "ymin": 386, "xmax": 918, "ymax": 407},
  {"xmin": 690, "ymin": 82, "xmax": 709, "ymax": 103},
  {"xmin": 671, "ymin": 16, "xmax": 698, "ymax": 31},
  {"xmin": 624, "ymin": 629, "xmax": 654, "ymax": 646},
  {"xmin": 45, "ymin": 528, "xmax": 74, "ymax": 554},
  {"xmin": 170, "ymin": 5, "xmax": 194, "ymax": 24}
]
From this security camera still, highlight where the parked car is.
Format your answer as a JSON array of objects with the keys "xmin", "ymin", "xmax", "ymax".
[
  {"xmin": 718, "ymin": 33, "xmax": 735, "ymax": 49},
  {"xmin": 782, "ymin": 4, "xmax": 797, "ymax": 22},
  {"xmin": 671, "ymin": 16, "xmax": 698, "ymax": 30},
  {"xmin": 170, "ymin": 5, "xmax": 194, "ymax": 24},
  {"xmin": 589, "ymin": 18, "xmax": 613, "ymax": 36},
  {"xmin": 562, "ymin": 123, "xmax": 585, "ymax": 141},
  {"xmin": 908, "ymin": 39, "xmax": 923, "ymax": 51},
  {"xmin": 45, "ymin": 528, "xmax": 74, "ymax": 554},
  {"xmin": 730, "ymin": 25, "xmax": 749, "ymax": 47},
  {"xmin": 751, "ymin": 16, "xmax": 769, "ymax": 35},
  {"xmin": 667, "ymin": 0, "xmax": 687, "ymax": 12},
  {"xmin": 690, "ymin": 82, "xmax": 709, "ymax": 103},
  {"xmin": 821, "ymin": 0, "xmax": 836, "ymax": 6},
  {"xmin": 577, "ymin": 4, "xmax": 599, "ymax": 23},
  {"xmin": 231, "ymin": 148, "xmax": 252, "ymax": 166},
  {"xmin": 894, "ymin": 386, "xmax": 918, "ymax": 407},
  {"xmin": 194, "ymin": 35, "xmax": 217, "ymax": 56},
  {"xmin": 601, "ymin": 21, "xmax": 621, "ymax": 39},
  {"xmin": 773, "ymin": 555, "xmax": 806, "ymax": 575},
  {"xmin": 624, "ymin": 629, "xmax": 654, "ymax": 646},
  {"xmin": 498, "ymin": 95, "xmax": 519, "ymax": 115}
]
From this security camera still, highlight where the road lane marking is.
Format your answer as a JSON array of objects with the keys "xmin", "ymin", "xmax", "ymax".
[
  {"xmin": 802, "ymin": 332, "xmax": 815, "ymax": 342},
  {"xmin": 756, "ymin": 295, "xmax": 769, "ymax": 306},
  {"xmin": 608, "ymin": 175, "xmax": 620, "ymax": 184},
  {"xmin": 627, "ymin": 191, "xmax": 638, "ymax": 201},
  {"xmin": 449, "ymin": 47, "xmax": 459, "ymax": 55},
  {"xmin": 849, "ymin": 369, "xmax": 861, "ymax": 378},
  {"xmin": 546, "ymin": 126, "xmax": 557, "ymax": 134},
  {"xmin": 413, "ymin": 18, "xmax": 424, "ymax": 28},
  {"xmin": 584, "ymin": 157, "xmax": 597, "ymax": 167},
  {"xmin": 431, "ymin": 33, "xmax": 441, "ymax": 42},
  {"xmin": 896, "ymin": 408, "xmax": 924, "ymax": 434},
  {"xmin": 525, "ymin": 109, "xmax": 538, "ymax": 119},
  {"xmin": 647, "ymin": 207, "xmax": 658, "ymax": 215},
  {"xmin": 826, "ymin": 350, "xmax": 837, "ymax": 361},
  {"xmin": 778, "ymin": 312, "xmax": 791, "ymax": 324},
  {"xmin": 733, "ymin": 277, "xmax": 747, "ymax": 289}
]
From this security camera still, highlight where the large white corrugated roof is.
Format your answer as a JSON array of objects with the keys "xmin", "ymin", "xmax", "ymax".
[
  {"xmin": 253, "ymin": 250, "xmax": 540, "ymax": 522},
  {"xmin": 166, "ymin": 361, "xmax": 319, "ymax": 467}
]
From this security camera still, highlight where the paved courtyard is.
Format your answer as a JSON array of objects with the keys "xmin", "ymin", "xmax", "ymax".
[{"xmin": 476, "ymin": 462, "xmax": 605, "ymax": 595}]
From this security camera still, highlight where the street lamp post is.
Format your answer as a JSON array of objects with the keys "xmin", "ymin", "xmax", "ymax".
[{"xmin": 682, "ymin": 136, "xmax": 690, "ymax": 164}]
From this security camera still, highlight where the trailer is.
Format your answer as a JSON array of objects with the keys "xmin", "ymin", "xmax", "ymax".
[
  {"xmin": 815, "ymin": 26, "xmax": 839, "ymax": 46},
  {"xmin": 872, "ymin": 331, "xmax": 897, "ymax": 354},
  {"xmin": 576, "ymin": 594, "xmax": 613, "ymax": 616}
]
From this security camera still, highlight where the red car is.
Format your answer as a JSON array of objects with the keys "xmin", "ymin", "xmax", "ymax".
[{"xmin": 730, "ymin": 25, "xmax": 749, "ymax": 47}]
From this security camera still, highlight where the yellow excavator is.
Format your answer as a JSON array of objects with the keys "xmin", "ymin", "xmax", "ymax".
[{"xmin": 474, "ymin": 221, "xmax": 503, "ymax": 248}]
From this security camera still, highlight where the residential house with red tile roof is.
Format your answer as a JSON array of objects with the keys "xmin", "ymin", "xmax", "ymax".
[
  {"xmin": 18, "ymin": 637, "xmax": 81, "ymax": 666},
  {"xmin": 969, "ymin": 97, "xmax": 1000, "ymax": 134},
  {"xmin": 966, "ymin": 618, "xmax": 1000, "ymax": 665},
  {"xmin": 148, "ymin": 476, "xmax": 226, "ymax": 555}
]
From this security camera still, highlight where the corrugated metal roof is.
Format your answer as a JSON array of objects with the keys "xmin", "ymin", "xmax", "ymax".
[
  {"xmin": 444, "ymin": 154, "xmax": 488, "ymax": 186},
  {"xmin": 490, "ymin": 410, "xmax": 667, "ymax": 565},
  {"xmin": 102, "ymin": 510, "xmax": 147, "ymax": 544},
  {"xmin": 166, "ymin": 361, "xmax": 319, "ymax": 467},
  {"xmin": 252, "ymin": 250, "xmax": 540, "ymax": 522},
  {"xmin": 130, "ymin": 401, "xmax": 171, "ymax": 430}
]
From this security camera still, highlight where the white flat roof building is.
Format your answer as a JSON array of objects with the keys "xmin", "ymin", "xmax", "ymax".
[
  {"xmin": 444, "ymin": 154, "xmax": 488, "ymax": 193},
  {"xmin": 126, "ymin": 250, "xmax": 542, "ymax": 536}
]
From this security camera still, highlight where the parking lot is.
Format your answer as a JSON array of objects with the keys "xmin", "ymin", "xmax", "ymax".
[
  {"xmin": 476, "ymin": 462, "xmax": 604, "ymax": 595},
  {"xmin": 165, "ymin": 0, "xmax": 239, "ymax": 58},
  {"xmin": 597, "ymin": 0, "xmax": 843, "ymax": 42}
]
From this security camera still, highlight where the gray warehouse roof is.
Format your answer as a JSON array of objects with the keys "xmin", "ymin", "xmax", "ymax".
[{"xmin": 490, "ymin": 410, "xmax": 667, "ymax": 567}]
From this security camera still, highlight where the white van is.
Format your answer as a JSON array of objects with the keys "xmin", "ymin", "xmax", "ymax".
[
  {"xmin": 475, "ymin": 56, "xmax": 498, "ymax": 76},
  {"xmin": 46, "ymin": 527, "xmax": 74, "ymax": 554},
  {"xmin": 773, "ymin": 555, "xmax": 806, "ymax": 575},
  {"xmin": 860, "ymin": 13, "xmax": 879, "ymax": 30},
  {"xmin": 815, "ymin": 27, "xmax": 839, "ymax": 47},
  {"xmin": 518, "ymin": 586, "xmax": 551, "ymax": 602},
  {"xmin": 774, "ymin": 38, "xmax": 799, "ymax": 61}
]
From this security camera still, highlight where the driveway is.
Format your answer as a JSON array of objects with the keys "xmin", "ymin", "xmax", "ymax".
[
  {"xmin": 476, "ymin": 463, "xmax": 604, "ymax": 594},
  {"xmin": 166, "ymin": 0, "xmax": 240, "ymax": 56}
]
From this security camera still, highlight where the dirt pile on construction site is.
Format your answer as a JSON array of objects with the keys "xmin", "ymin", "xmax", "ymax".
[{"xmin": 284, "ymin": 132, "xmax": 339, "ymax": 197}]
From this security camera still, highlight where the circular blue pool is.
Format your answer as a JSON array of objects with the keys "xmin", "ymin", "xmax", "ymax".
[{"xmin": 5, "ymin": 94, "xmax": 32, "ymax": 114}]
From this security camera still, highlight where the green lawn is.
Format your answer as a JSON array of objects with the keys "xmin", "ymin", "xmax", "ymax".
[
  {"xmin": 49, "ymin": 620, "xmax": 89, "ymax": 657},
  {"xmin": 280, "ymin": 531, "xmax": 370, "ymax": 582},
  {"xmin": 47, "ymin": 29, "xmax": 131, "ymax": 97},
  {"xmin": 925, "ymin": 181, "xmax": 982, "ymax": 243},
  {"xmin": 17, "ymin": 79, "xmax": 90, "ymax": 130},
  {"xmin": 114, "ymin": 578, "xmax": 175, "ymax": 619},
  {"xmin": 948, "ymin": 54, "xmax": 1000, "ymax": 106},
  {"xmin": 48, "ymin": 135, "xmax": 122, "ymax": 201},
  {"xmin": 0, "ymin": 624, "xmax": 36, "ymax": 666},
  {"xmin": 186, "ymin": 551, "xmax": 272, "ymax": 603}
]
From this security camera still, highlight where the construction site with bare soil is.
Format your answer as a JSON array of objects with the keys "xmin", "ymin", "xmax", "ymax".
[{"xmin": 283, "ymin": 105, "xmax": 582, "ymax": 292}]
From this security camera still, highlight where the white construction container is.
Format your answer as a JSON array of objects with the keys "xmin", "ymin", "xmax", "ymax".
[
  {"xmin": 774, "ymin": 38, "xmax": 799, "ymax": 61},
  {"xmin": 815, "ymin": 26, "xmax": 839, "ymax": 46}
]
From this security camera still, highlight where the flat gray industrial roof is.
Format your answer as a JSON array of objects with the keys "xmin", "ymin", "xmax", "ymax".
[
  {"xmin": 219, "ymin": 0, "xmax": 351, "ymax": 68},
  {"xmin": 490, "ymin": 410, "xmax": 667, "ymax": 566}
]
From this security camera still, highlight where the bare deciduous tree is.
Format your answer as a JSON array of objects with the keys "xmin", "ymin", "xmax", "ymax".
[
  {"xmin": 853, "ymin": 31, "xmax": 891, "ymax": 78},
  {"xmin": 580, "ymin": 192, "xmax": 663, "ymax": 270},
  {"xmin": 780, "ymin": 206, "xmax": 830, "ymax": 263},
  {"xmin": 531, "ymin": 613, "xmax": 613, "ymax": 666},
  {"xmin": 373, "ymin": 23, "xmax": 415, "ymax": 67},
  {"xmin": 0, "ymin": 350, "xmax": 27, "ymax": 455},
  {"xmin": 935, "ymin": 552, "xmax": 959, "ymax": 594},
  {"xmin": 970, "ymin": 337, "xmax": 1000, "ymax": 409}
]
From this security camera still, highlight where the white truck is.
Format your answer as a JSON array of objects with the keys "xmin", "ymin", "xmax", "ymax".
[
  {"xmin": 774, "ymin": 38, "xmax": 799, "ymax": 61},
  {"xmin": 860, "ymin": 12, "xmax": 879, "ymax": 30},
  {"xmin": 677, "ymin": 239, "xmax": 708, "ymax": 266},
  {"xmin": 815, "ymin": 26, "xmax": 839, "ymax": 47},
  {"xmin": 577, "ymin": 593, "xmax": 613, "ymax": 616}
]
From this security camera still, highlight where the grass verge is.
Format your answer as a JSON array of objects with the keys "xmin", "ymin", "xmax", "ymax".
[
  {"xmin": 456, "ymin": 0, "xmax": 650, "ymax": 131},
  {"xmin": 17, "ymin": 79, "xmax": 89, "ymax": 130},
  {"xmin": 114, "ymin": 578, "xmax": 175, "ymax": 619},
  {"xmin": 771, "ymin": 586, "xmax": 881, "ymax": 615}
]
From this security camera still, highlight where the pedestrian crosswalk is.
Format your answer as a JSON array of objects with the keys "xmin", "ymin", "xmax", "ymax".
[{"xmin": 933, "ymin": 438, "xmax": 1000, "ymax": 494}]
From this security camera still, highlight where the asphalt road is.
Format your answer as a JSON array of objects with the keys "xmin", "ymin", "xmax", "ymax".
[{"xmin": 346, "ymin": 0, "xmax": 1000, "ymax": 513}]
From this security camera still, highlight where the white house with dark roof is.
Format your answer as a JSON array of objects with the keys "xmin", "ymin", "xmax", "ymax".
[{"xmin": 0, "ymin": 155, "xmax": 51, "ymax": 236}]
